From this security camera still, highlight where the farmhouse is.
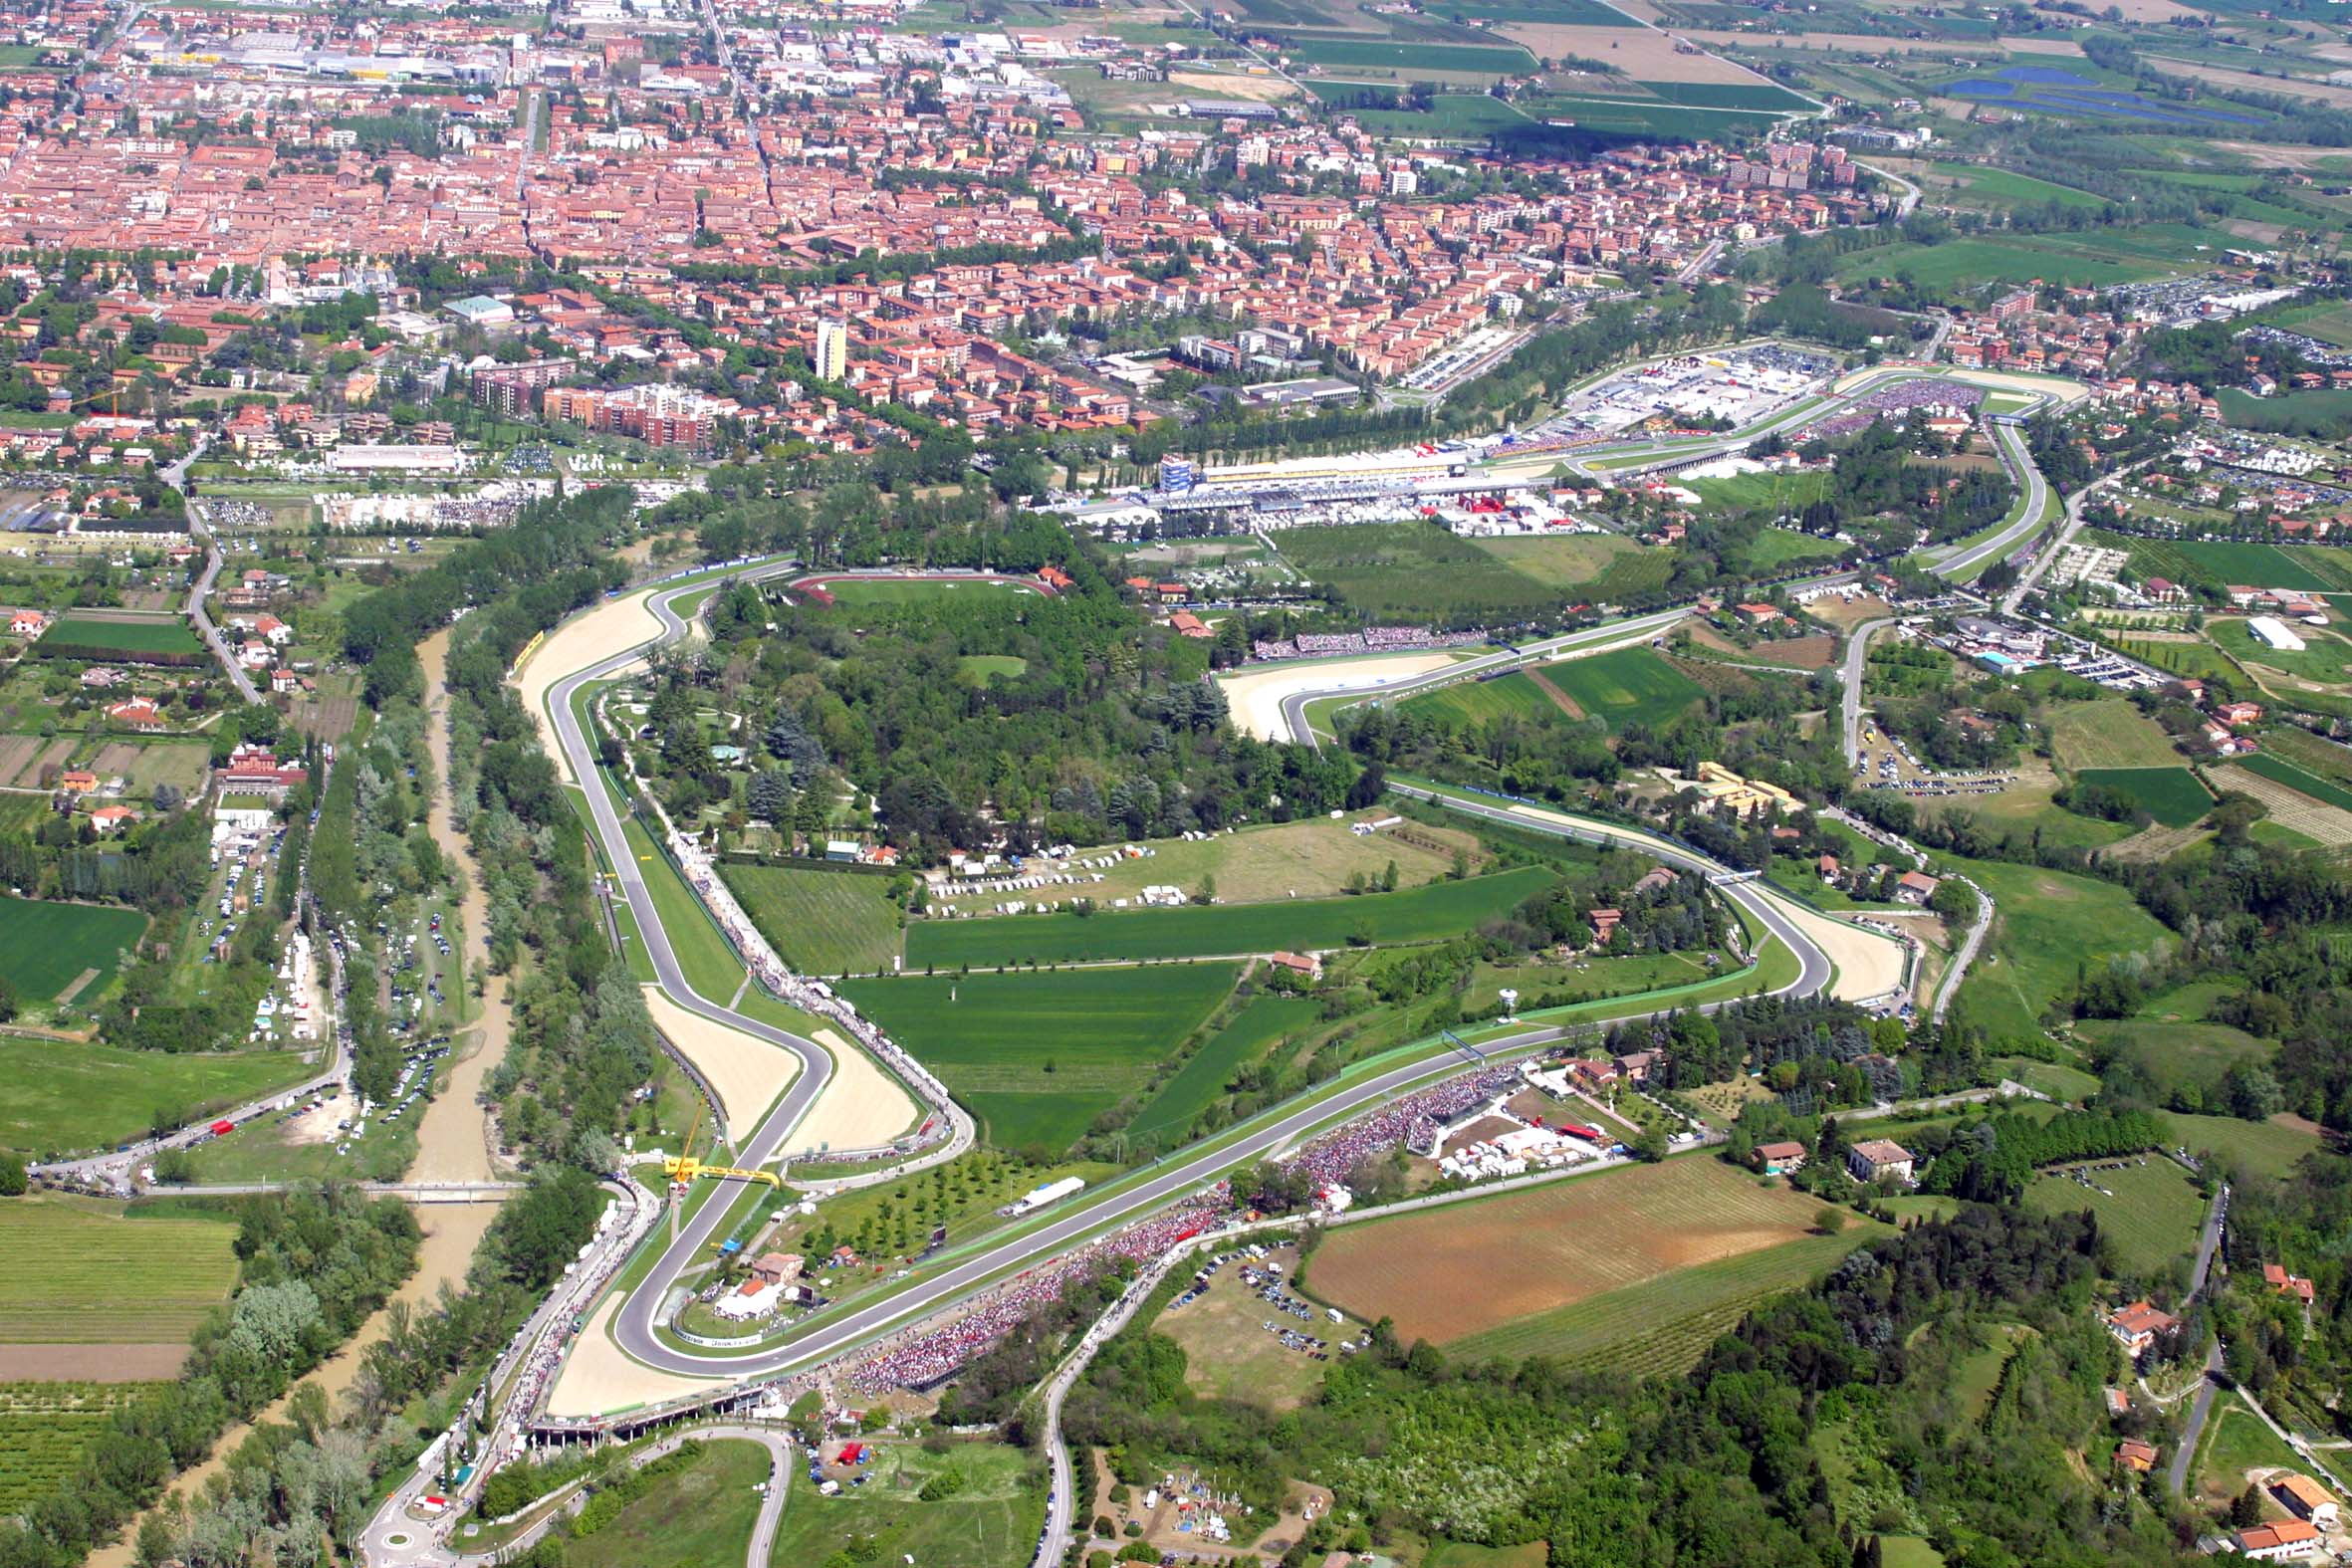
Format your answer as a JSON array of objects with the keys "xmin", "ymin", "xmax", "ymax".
[
  {"xmin": 2263, "ymin": 1262, "xmax": 2316, "ymax": 1304},
  {"xmin": 9, "ymin": 610, "xmax": 44, "ymax": 637},
  {"xmin": 2106, "ymin": 1300, "xmax": 2181, "ymax": 1353},
  {"xmin": 57, "ymin": 770, "xmax": 98, "ymax": 795},
  {"xmin": 1893, "ymin": 871, "xmax": 1941, "ymax": 907},
  {"xmin": 1269, "ymin": 951, "xmax": 1322, "ymax": 980},
  {"xmin": 218, "ymin": 744, "xmax": 309, "ymax": 794},
  {"xmin": 106, "ymin": 697, "xmax": 165, "ymax": 730},
  {"xmin": 1845, "ymin": 1139, "xmax": 1914, "ymax": 1186},
  {"xmin": 2232, "ymin": 1519, "xmax": 2321, "ymax": 1561},
  {"xmin": 88, "ymin": 804, "xmax": 139, "ymax": 833},
  {"xmin": 2113, "ymin": 1438, "xmax": 2158, "ymax": 1474},
  {"xmin": 1755, "ymin": 1140, "xmax": 1807, "ymax": 1175},
  {"xmin": 2269, "ymin": 1473, "xmax": 2337, "ymax": 1530},
  {"xmin": 750, "ymin": 1251, "xmax": 804, "ymax": 1285}
]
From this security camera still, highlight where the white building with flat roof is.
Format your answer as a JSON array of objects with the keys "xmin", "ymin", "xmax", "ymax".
[{"xmin": 2248, "ymin": 614, "xmax": 2306, "ymax": 652}]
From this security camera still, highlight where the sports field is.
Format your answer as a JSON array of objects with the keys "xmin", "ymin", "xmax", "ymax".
[
  {"xmin": 2047, "ymin": 699, "xmax": 2180, "ymax": 771},
  {"xmin": 0, "ymin": 1037, "xmax": 315, "ymax": 1156},
  {"xmin": 38, "ymin": 612, "xmax": 203, "ymax": 657},
  {"xmin": 1533, "ymin": 646, "xmax": 1706, "ymax": 732},
  {"xmin": 0, "ymin": 1198, "xmax": 238, "ymax": 1343},
  {"xmin": 1126, "ymin": 994, "xmax": 1321, "ymax": 1150},
  {"xmin": 0, "ymin": 896, "xmax": 146, "ymax": 1003},
  {"xmin": 902, "ymin": 865, "xmax": 1555, "ymax": 969},
  {"xmin": 2071, "ymin": 767, "xmax": 2211, "ymax": 827},
  {"xmin": 838, "ymin": 965, "xmax": 1240, "ymax": 1153},
  {"xmin": 720, "ymin": 863, "xmax": 903, "ymax": 975},
  {"xmin": 2022, "ymin": 1157, "xmax": 2203, "ymax": 1276},
  {"xmin": 1308, "ymin": 1156, "xmax": 1833, "ymax": 1347}
]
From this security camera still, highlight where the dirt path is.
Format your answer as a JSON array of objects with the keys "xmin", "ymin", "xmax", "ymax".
[
  {"xmin": 1525, "ymin": 666, "xmax": 1588, "ymax": 721},
  {"xmin": 412, "ymin": 629, "xmax": 514, "ymax": 1186}
]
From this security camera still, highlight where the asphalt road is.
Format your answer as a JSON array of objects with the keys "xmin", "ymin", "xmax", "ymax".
[
  {"xmin": 1933, "ymin": 418, "xmax": 2049, "ymax": 582},
  {"xmin": 2167, "ymin": 1182, "xmax": 2231, "ymax": 1497},
  {"xmin": 1839, "ymin": 617, "xmax": 1894, "ymax": 768},
  {"xmin": 542, "ymin": 572, "xmax": 845, "ymax": 1375}
]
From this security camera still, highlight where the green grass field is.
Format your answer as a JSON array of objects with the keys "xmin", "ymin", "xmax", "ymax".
[
  {"xmin": 1405, "ymin": 671, "xmax": 1566, "ymax": 729},
  {"xmin": 2074, "ymin": 1018, "xmax": 2267, "ymax": 1101},
  {"xmin": 811, "ymin": 577, "xmax": 1037, "ymax": 605},
  {"xmin": 0, "ymin": 897, "xmax": 146, "ymax": 1003},
  {"xmin": 1926, "ymin": 162, "xmax": 2108, "ymax": 211},
  {"xmin": 2198, "ymin": 1395, "xmax": 2304, "ymax": 1503},
  {"xmin": 839, "ymin": 966, "xmax": 1240, "ymax": 1153},
  {"xmin": 1266, "ymin": 34, "xmax": 1533, "ymax": 73},
  {"xmin": 720, "ymin": 864, "xmax": 903, "ymax": 976},
  {"xmin": 2047, "ymin": 700, "xmax": 2181, "ymax": 771},
  {"xmin": 766, "ymin": 1442, "xmax": 1043, "ymax": 1568},
  {"xmin": 1951, "ymin": 861, "xmax": 2173, "ymax": 1044},
  {"xmin": 1269, "ymin": 523, "xmax": 1564, "ymax": 621},
  {"xmin": 2209, "ymin": 617, "xmax": 2352, "ymax": 685},
  {"xmin": 1126, "ymin": 995, "xmax": 1321, "ymax": 1150},
  {"xmin": 1534, "ymin": 646, "xmax": 1706, "ymax": 733},
  {"xmin": 2167, "ymin": 1113, "xmax": 2317, "ymax": 1182},
  {"xmin": 0, "ymin": 1198, "xmax": 238, "ymax": 1342},
  {"xmin": 1467, "ymin": 532, "xmax": 1658, "ymax": 591},
  {"xmin": 2071, "ymin": 767, "xmax": 2212, "ymax": 827},
  {"xmin": 38, "ymin": 613, "xmax": 202, "ymax": 657},
  {"xmin": 2022, "ymin": 1157, "xmax": 2204, "ymax": 1277},
  {"xmin": 0, "ymin": 1037, "xmax": 314, "ymax": 1157},
  {"xmin": 957, "ymin": 654, "xmax": 1027, "ymax": 685},
  {"xmin": 902, "ymin": 866, "xmax": 1555, "ymax": 969},
  {"xmin": 2099, "ymin": 536, "xmax": 2339, "ymax": 593},
  {"xmin": 565, "ymin": 1439, "xmax": 772, "ymax": 1568},
  {"xmin": 1833, "ymin": 236, "xmax": 2166, "ymax": 291}
]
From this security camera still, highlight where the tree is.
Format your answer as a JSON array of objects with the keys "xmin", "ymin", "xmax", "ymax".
[
  {"xmin": 1815, "ymin": 1205, "xmax": 1846, "ymax": 1235},
  {"xmin": 0, "ymin": 1155, "xmax": 23, "ymax": 1197}
]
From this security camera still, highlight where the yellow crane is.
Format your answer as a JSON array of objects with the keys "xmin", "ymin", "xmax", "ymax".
[{"xmin": 661, "ymin": 1099, "xmax": 781, "ymax": 1189}]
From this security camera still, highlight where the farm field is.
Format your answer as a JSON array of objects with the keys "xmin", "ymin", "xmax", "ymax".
[
  {"xmin": 1443, "ymin": 1226, "xmax": 1875, "ymax": 1374},
  {"xmin": 2168, "ymin": 1112, "xmax": 2318, "ymax": 1182},
  {"xmin": 1264, "ymin": 34, "xmax": 1533, "ymax": 73},
  {"xmin": 2071, "ymin": 767, "xmax": 2212, "ymax": 827},
  {"xmin": 838, "ymin": 965, "xmax": 1239, "ymax": 1154},
  {"xmin": 0, "ymin": 896, "xmax": 147, "ymax": 1003},
  {"xmin": 1269, "ymin": 523, "xmax": 1566, "ymax": 622},
  {"xmin": 1469, "ymin": 531, "xmax": 1656, "ymax": 589},
  {"xmin": 1951, "ymin": 860, "xmax": 2173, "ymax": 1044},
  {"xmin": 2210, "ymin": 762, "xmax": 2352, "ymax": 848},
  {"xmin": 1405, "ymin": 670, "xmax": 1566, "ymax": 728},
  {"xmin": 1832, "ymin": 236, "xmax": 2173, "ymax": 291},
  {"xmin": 902, "ymin": 865, "xmax": 1556, "ymax": 969},
  {"xmin": 0, "ymin": 1036, "xmax": 316, "ymax": 1157},
  {"xmin": 1922, "ymin": 161, "xmax": 2108, "ymax": 210},
  {"xmin": 0, "ymin": 1197, "xmax": 238, "ymax": 1344},
  {"xmin": 1308, "ymin": 1156, "xmax": 1835, "ymax": 1347},
  {"xmin": 2094, "ymin": 535, "xmax": 2341, "ymax": 593},
  {"xmin": 1533, "ymin": 646, "xmax": 1706, "ymax": 732},
  {"xmin": 564, "ymin": 1439, "xmax": 772, "ymax": 1568},
  {"xmin": 0, "ymin": 1382, "xmax": 160, "ymax": 1517},
  {"xmin": 2021, "ymin": 1156, "xmax": 2204, "ymax": 1276},
  {"xmin": 720, "ymin": 863, "xmax": 904, "ymax": 976},
  {"xmin": 967, "ymin": 818, "xmax": 1488, "ymax": 912},
  {"xmin": 1126, "ymin": 995, "xmax": 1321, "ymax": 1151},
  {"xmin": 2231, "ymin": 751, "xmax": 2352, "ymax": 812},
  {"xmin": 2047, "ymin": 699, "xmax": 2181, "ymax": 771},
  {"xmin": 37, "ymin": 612, "xmax": 203, "ymax": 657},
  {"xmin": 766, "ymin": 1442, "xmax": 1043, "ymax": 1568}
]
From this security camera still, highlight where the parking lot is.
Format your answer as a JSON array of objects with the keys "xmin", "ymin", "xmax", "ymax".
[{"xmin": 1527, "ymin": 344, "xmax": 1836, "ymax": 445}]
